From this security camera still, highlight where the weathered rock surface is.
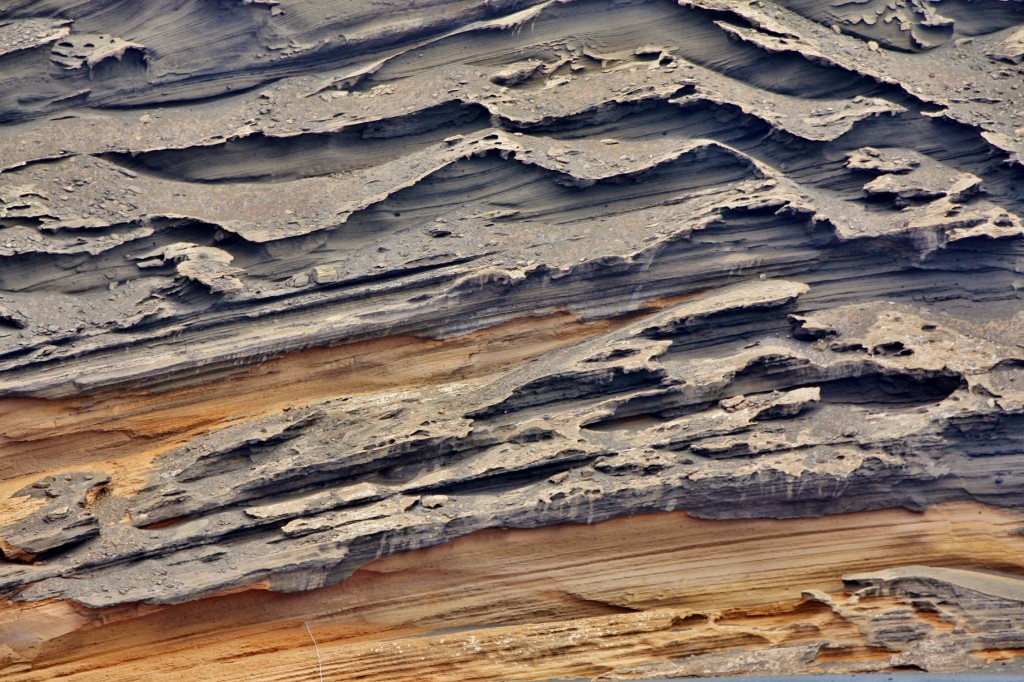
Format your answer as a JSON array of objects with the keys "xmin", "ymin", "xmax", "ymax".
[{"xmin": 1, "ymin": 0, "xmax": 1024, "ymax": 679}]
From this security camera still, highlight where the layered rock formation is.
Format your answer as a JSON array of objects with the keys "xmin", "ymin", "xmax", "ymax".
[{"xmin": 2, "ymin": 0, "xmax": 1024, "ymax": 678}]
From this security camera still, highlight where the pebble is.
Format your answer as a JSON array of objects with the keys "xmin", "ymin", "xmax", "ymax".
[{"xmin": 421, "ymin": 494, "xmax": 448, "ymax": 509}]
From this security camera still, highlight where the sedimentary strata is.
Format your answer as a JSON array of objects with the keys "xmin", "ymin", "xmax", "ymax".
[{"xmin": 2, "ymin": 0, "xmax": 1024, "ymax": 679}]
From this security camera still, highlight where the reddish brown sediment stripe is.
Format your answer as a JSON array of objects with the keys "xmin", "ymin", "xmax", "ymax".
[
  {"xmin": 0, "ymin": 315, "xmax": 614, "ymax": 473},
  {"xmin": 3, "ymin": 501, "xmax": 1024, "ymax": 680},
  {"xmin": 0, "ymin": 297, "xmax": 697, "ymax": 523}
]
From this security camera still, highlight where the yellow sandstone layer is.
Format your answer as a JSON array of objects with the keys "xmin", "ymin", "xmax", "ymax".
[{"xmin": 3, "ymin": 501, "xmax": 1023, "ymax": 680}]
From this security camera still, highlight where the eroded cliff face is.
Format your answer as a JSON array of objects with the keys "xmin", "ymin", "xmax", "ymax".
[{"xmin": 2, "ymin": 0, "xmax": 1024, "ymax": 679}]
